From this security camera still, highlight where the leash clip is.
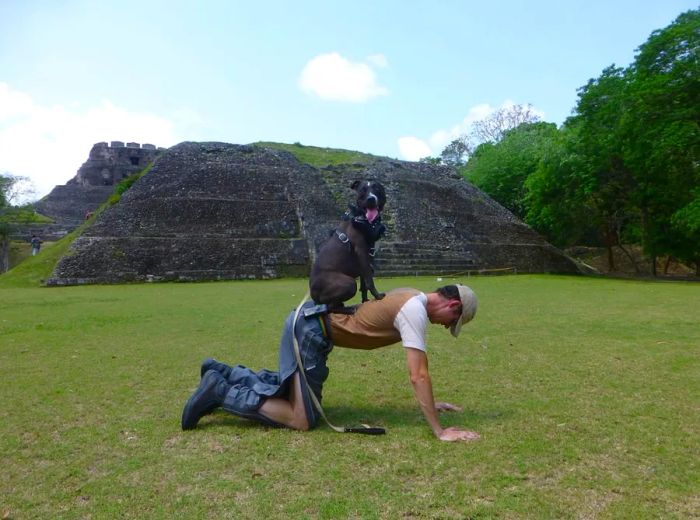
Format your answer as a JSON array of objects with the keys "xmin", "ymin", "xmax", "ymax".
[{"xmin": 302, "ymin": 303, "xmax": 329, "ymax": 318}]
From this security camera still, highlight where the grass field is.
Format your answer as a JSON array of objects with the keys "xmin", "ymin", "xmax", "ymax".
[{"xmin": 1, "ymin": 274, "xmax": 698, "ymax": 519}]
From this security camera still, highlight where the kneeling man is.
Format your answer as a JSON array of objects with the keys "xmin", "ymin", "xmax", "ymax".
[{"xmin": 182, "ymin": 284, "xmax": 479, "ymax": 442}]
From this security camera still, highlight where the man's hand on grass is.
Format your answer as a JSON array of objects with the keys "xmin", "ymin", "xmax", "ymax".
[
  {"xmin": 435, "ymin": 402, "xmax": 463, "ymax": 412},
  {"xmin": 438, "ymin": 427, "xmax": 481, "ymax": 442}
]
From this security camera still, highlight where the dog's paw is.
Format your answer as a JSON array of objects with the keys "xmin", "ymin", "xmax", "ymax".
[{"xmin": 375, "ymin": 293, "xmax": 385, "ymax": 300}]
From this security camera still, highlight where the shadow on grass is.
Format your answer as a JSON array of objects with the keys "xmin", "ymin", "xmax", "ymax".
[{"xmin": 191, "ymin": 404, "xmax": 512, "ymax": 432}]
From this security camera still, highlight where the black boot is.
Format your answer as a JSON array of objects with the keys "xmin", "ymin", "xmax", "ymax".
[
  {"xmin": 181, "ymin": 370, "xmax": 230, "ymax": 430},
  {"xmin": 200, "ymin": 358, "xmax": 233, "ymax": 379}
]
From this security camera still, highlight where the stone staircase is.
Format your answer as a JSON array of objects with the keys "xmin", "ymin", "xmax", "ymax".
[
  {"xmin": 373, "ymin": 241, "xmax": 481, "ymax": 277},
  {"xmin": 373, "ymin": 239, "xmax": 576, "ymax": 277}
]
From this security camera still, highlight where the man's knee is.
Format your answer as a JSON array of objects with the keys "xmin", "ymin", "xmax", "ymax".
[{"xmin": 290, "ymin": 415, "xmax": 311, "ymax": 431}]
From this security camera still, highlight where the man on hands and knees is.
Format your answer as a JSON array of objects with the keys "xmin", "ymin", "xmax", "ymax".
[{"xmin": 182, "ymin": 284, "xmax": 479, "ymax": 442}]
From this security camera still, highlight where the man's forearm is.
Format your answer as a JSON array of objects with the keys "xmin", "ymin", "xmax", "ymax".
[{"xmin": 411, "ymin": 375, "xmax": 443, "ymax": 437}]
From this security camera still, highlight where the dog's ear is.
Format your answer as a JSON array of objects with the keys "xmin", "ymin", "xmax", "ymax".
[{"xmin": 350, "ymin": 180, "xmax": 361, "ymax": 190}]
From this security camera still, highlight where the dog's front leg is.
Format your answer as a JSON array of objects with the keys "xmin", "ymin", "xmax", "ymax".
[
  {"xmin": 360, "ymin": 277, "xmax": 368, "ymax": 302},
  {"xmin": 356, "ymin": 247, "xmax": 384, "ymax": 302}
]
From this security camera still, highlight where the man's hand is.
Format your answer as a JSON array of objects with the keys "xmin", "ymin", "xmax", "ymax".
[
  {"xmin": 438, "ymin": 427, "xmax": 480, "ymax": 442},
  {"xmin": 435, "ymin": 402, "xmax": 463, "ymax": 412}
]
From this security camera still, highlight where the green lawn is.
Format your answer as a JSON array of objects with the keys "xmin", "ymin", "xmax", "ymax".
[{"xmin": 1, "ymin": 275, "xmax": 698, "ymax": 519}]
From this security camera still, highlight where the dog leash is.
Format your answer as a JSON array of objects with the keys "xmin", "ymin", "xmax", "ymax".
[{"xmin": 291, "ymin": 292, "xmax": 386, "ymax": 435}]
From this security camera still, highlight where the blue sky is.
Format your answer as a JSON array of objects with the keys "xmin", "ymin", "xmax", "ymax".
[{"xmin": 1, "ymin": 0, "xmax": 697, "ymax": 199}]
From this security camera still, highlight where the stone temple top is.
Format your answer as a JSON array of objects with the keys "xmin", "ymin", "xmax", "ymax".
[
  {"xmin": 34, "ymin": 141, "xmax": 164, "ymax": 235},
  {"xmin": 74, "ymin": 141, "xmax": 163, "ymax": 187},
  {"xmin": 47, "ymin": 141, "xmax": 579, "ymax": 285}
]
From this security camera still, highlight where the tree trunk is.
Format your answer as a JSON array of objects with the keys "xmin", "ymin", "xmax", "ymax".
[
  {"xmin": 612, "ymin": 214, "xmax": 639, "ymax": 274},
  {"xmin": 606, "ymin": 242, "xmax": 615, "ymax": 271},
  {"xmin": 603, "ymin": 223, "xmax": 616, "ymax": 271},
  {"xmin": 639, "ymin": 206, "xmax": 656, "ymax": 277},
  {"xmin": 663, "ymin": 256, "xmax": 672, "ymax": 275},
  {"xmin": 0, "ymin": 237, "xmax": 9, "ymax": 273},
  {"xmin": 616, "ymin": 243, "xmax": 640, "ymax": 274}
]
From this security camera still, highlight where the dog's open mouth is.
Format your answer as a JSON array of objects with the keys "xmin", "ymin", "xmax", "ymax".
[{"xmin": 365, "ymin": 208, "xmax": 379, "ymax": 223}]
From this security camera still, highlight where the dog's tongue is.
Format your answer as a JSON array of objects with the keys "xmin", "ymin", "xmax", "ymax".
[{"xmin": 365, "ymin": 208, "xmax": 379, "ymax": 223}]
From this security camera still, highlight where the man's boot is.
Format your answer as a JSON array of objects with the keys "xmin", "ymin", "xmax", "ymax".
[
  {"xmin": 181, "ymin": 370, "xmax": 230, "ymax": 430},
  {"xmin": 200, "ymin": 358, "xmax": 233, "ymax": 379}
]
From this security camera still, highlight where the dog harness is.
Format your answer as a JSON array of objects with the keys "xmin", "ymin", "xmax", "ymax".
[{"xmin": 335, "ymin": 204, "xmax": 387, "ymax": 255}]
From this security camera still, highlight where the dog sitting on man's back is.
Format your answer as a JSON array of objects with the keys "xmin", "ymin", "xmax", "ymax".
[{"xmin": 310, "ymin": 180, "xmax": 387, "ymax": 311}]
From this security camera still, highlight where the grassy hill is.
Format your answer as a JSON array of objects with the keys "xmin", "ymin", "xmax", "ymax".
[
  {"xmin": 254, "ymin": 141, "xmax": 384, "ymax": 167},
  {"xmin": 0, "ymin": 197, "xmax": 116, "ymax": 288},
  {"xmin": 0, "ymin": 221, "xmax": 93, "ymax": 288}
]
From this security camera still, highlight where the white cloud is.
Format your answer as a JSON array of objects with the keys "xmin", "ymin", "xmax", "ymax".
[
  {"xmin": 366, "ymin": 54, "xmax": 388, "ymax": 68},
  {"xmin": 0, "ymin": 83, "xmax": 183, "ymax": 200},
  {"xmin": 397, "ymin": 136, "xmax": 432, "ymax": 161},
  {"xmin": 397, "ymin": 100, "xmax": 546, "ymax": 160},
  {"xmin": 299, "ymin": 52, "xmax": 389, "ymax": 102}
]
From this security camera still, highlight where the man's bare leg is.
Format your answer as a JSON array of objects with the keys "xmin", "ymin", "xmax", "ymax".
[{"xmin": 258, "ymin": 372, "xmax": 310, "ymax": 431}]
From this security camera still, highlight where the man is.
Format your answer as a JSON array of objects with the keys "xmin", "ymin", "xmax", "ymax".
[
  {"xmin": 182, "ymin": 284, "xmax": 479, "ymax": 442},
  {"xmin": 30, "ymin": 234, "xmax": 42, "ymax": 256}
]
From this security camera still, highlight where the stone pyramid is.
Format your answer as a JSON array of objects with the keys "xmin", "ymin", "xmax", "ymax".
[{"xmin": 48, "ymin": 141, "xmax": 579, "ymax": 285}]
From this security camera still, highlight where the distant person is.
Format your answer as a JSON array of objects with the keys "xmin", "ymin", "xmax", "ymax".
[
  {"xmin": 181, "ymin": 284, "xmax": 480, "ymax": 442},
  {"xmin": 30, "ymin": 235, "xmax": 42, "ymax": 256}
]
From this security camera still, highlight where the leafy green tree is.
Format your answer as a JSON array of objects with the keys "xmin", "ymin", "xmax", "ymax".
[
  {"xmin": 620, "ymin": 8, "xmax": 700, "ymax": 274},
  {"xmin": 463, "ymin": 122, "xmax": 559, "ymax": 219},
  {"xmin": 418, "ymin": 156, "xmax": 442, "ymax": 165},
  {"xmin": 1, "ymin": 174, "xmax": 35, "ymax": 272},
  {"xmin": 671, "ymin": 189, "xmax": 700, "ymax": 274},
  {"xmin": 565, "ymin": 66, "xmax": 640, "ymax": 270},
  {"xmin": 524, "ymin": 125, "xmax": 598, "ymax": 248},
  {"xmin": 440, "ymin": 137, "xmax": 472, "ymax": 167},
  {"xmin": 438, "ymin": 103, "xmax": 541, "ymax": 168},
  {"xmin": 1, "ymin": 175, "xmax": 17, "ymax": 272},
  {"xmin": 458, "ymin": 9, "xmax": 699, "ymax": 275}
]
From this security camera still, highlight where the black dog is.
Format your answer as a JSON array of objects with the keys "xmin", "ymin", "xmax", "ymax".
[{"xmin": 309, "ymin": 180, "xmax": 387, "ymax": 310}]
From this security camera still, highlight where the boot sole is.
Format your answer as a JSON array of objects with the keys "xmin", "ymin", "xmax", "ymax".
[{"xmin": 181, "ymin": 371, "xmax": 222, "ymax": 430}]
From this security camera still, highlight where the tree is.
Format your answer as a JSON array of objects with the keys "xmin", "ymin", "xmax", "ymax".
[
  {"xmin": 448, "ymin": 9, "xmax": 699, "ymax": 275},
  {"xmin": 565, "ymin": 65, "xmax": 640, "ymax": 270},
  {"xmin": 671, "ymin": 189, "xmax": 700, "ymax": 274},
  {"xmin": 439, "ymin": 137, "xmax": 473, "ymax": 167},
  {"xmin": 0, "ymin": 175, "xmax": 16, "ymax": 272},
  {"xmin": 0, "ymin": 174, "xmax": 35, "ymax": 272},
  {"xmin": 524, "ymin": 125, "xmax": 599, "ymax": 248},
  {"xmin": 471, "ymin": 103, "xmax": 542, "ymax": 144},
  {"xmin": 620, "ymin": 8, "xmax": 700, "ymax": 275},
  {"xmin": 463, "ymin": 122, "xmax": 559, "ymax": 219},
  {"xmin": 418, "ymin": 156, "xmax": 442, "ymax": 165},
  {"xmin": 438, "ymin": 103, "xmax": 541, "ymax": 167}
]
